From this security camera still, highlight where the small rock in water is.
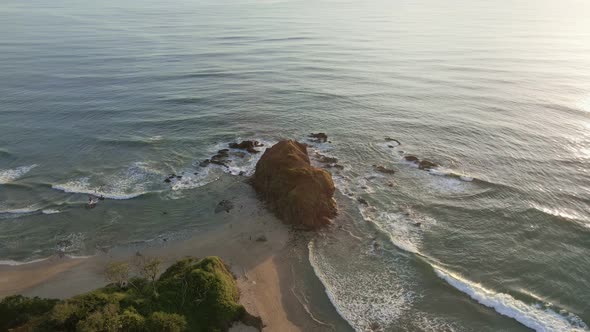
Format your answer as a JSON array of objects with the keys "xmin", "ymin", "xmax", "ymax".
[
  {"xmin": 418, "ymin": 159, "xmax": 438, "ymax": 170},
  {"xmin": 357, "ymin": 198, "xmax": 369, "ymax": 206},
  {"xmin": 309, "ymin": 132, "xmax": 328, "ymax": 143},
  {"xmin": 199, "ymin": 159, "xmax": 211, "ymax": 167},
  {"xmin": 369, "ymin": 321, "xmax": 382, "ymax": 332},
  {"xmin": 229, "ymin": 141, "xmax": 261, "ymax": 153},
  {"xmin": 403, "ymin": 155, "xmax": 419, "ymax": 163},
  {"xmin": 326, "ymin": 163, "xmax": 344, "ymax": 170},
  {"xmin": 164, "ymin": 173, "xmax": 177, "ymax": 183},
  {"xmin": 316, "ymin": 153, "xmax": 338, "ymax": 164},
  {"xmin": 384, "ymin": 137, "xmax": 401, "ymax": 145},
  {"xmin": 215, "ymin": 200, "xmax": 234, "ymax": 213},
  {"xmin": 373, "ymin": 165, "xmax": 396, "ymax": 174},
  {"xmin": 56, "ymin": 239, "xmax": 73, "ymax": 249}
]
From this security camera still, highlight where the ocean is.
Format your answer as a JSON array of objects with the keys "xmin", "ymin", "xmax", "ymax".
[{"xmin": 1, "ymin": 0, "xmax": 589, "ymax": 330}]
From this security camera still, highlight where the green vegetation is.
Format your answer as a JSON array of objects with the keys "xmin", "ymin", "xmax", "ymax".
[{"xmin": 0, "ymin": 257, "xmax": 258, "ymax": 332}]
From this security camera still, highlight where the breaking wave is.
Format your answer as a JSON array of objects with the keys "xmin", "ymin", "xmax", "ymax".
[
  {"xmin": 51, "ymin": 162, "xmax": 161, "ymax": 199},
  {"xmin": 0, "ymin": 164, "xmax": 37, "ymax": 184},
  {"xmin": 434, "ymin": 266, "xmax": 588, "ymax": 332}
]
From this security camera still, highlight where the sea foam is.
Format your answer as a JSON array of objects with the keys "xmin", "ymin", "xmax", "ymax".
[
  {"xmin": 52, "ymin": 162, "xmax": 160, "ymax": 199},
  {"xmin": 308, "ymin": 240, "xmax": 412, "ymax": 332},
  {"xmin": 0, "ymin": 164, "xmax": 38, "ymax": 184},
  {"xmin": 433, "ymin": 266, "xmax": 588, "ymax": 332}
]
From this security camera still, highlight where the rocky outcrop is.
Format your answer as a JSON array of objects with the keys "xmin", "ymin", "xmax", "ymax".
[
  {"xmin": 308, "ymin": 133, "xmax": 328, "ymax": 143},
  {"xmin": 252, "ymin": 140, "xmax": 337, "ymax": 229},
  {"xmin": 229, "ymin": 140, "xmax": 263, "ymax": 153},
  {"xmin": 402, "ymin": 155, "xmax": 438, "ymax": 170}
]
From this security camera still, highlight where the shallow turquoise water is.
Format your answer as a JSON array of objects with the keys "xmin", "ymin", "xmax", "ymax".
[{"xmin": 1, "ymin": 0, "xmax": 589, "ymax": 330}]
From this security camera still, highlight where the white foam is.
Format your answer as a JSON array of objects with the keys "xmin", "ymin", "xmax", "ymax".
[
  {"xmin": 41, "ymin": 209, "xmax": 60, "ymax": 214},
  {"xmin": 308, "ymin": 240, "xmax": 412, "ymax": 332},
  {"xmin": 428, "ymin": 167, "xmax": 474, "ymax": 182},
  {"xmin": 531, "ymin": 203, "xmax": 588, "ymax": 224},
  {"xmin": 434, "ymin": 266, "xmax": 588, "ymax": 332},
  {"xmin": 52, "ymin": 162, "xmax": 160, "ymax": 199},
  {"xmin": 0, "ymin": 206, "xmax": 40, "ymax": 215},
  {"xmin": 359, "ymin": 206, "xmax": 424, "ymax": 254},
  {"xmin": 206, "ymin": 139, "xmax": 274, "ymax": 177},
  {"xmin": 0, "ymin": 164, "xmax": 38, "ymax": 184},
  {"xmin": 52, "ymin": 177, "xmax": 147, "ymax": 199},
  {"xmin": 0, "ymin": 257, "xmax": 49, "ymax": 266},
  {"xmin": 400, "ymin": 158, "xmax": 420, "ymax": 168},
  {"xmin": 170, "ymin": 168, "xmax": 218, "ymax": 191}
]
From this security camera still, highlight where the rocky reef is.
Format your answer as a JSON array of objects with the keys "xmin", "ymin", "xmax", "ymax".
[
  {"xmin": 0, "ymin": 257, "xmax": 261, "ymax": 332},
  {"xmin": 252, "ymin": 140, "xmax": 337, "ymax": 229}
]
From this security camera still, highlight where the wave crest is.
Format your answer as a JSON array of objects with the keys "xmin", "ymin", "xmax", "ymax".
[
  {"xmin": 434, "ymin": 266, "xmax": 588, "ymax": 332},
  {"xmin": 0, "ymin": 164, "xmax": 38, "ymax": 184}
]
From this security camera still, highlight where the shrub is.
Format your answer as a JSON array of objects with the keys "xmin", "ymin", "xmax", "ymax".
[
  {"xmin": 75, "ymin": 303, "xmax": 120, "ymax": 332},
  {"xmin": 0, "ymin": 295, "xmax": 58, "ymax": 331},
  {"xmin": 118, "ymin": 307, "xmax": 146, "ymax": 332},
  {"xmin": 2, "ymin": 256, "xmax": 248, "ymax": 332},
  {"xmin": 146, "ymin": 312, "xmax": 187, "ymax": 332}
]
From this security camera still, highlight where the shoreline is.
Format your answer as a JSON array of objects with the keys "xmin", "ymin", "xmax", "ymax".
[{"xmin": 0, "ymin": 183, "xmax": 345, "ymax": 331}]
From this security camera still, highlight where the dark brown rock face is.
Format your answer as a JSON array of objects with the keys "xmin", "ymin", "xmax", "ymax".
[{"xmin": 252, "ymin": 140, "xmax": 337, "ymax": 229}]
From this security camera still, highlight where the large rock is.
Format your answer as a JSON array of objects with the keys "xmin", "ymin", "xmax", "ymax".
[{"xmin": 252, "ymin": 140, "xmax": 337, "ymax": 229}]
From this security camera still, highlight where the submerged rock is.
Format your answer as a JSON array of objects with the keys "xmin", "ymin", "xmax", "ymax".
[
  {"xmin": 373, "ymin": 165, "xmax": 396, "ymax": 174},
  {"xmin": 325, "ymin": 163, "xmax": 344, "ymax": 170},
  {"xmin": 215, "ymin": 200, "xmax": 234, "ymax": 213},
  {"xmin": 418, "ymin": 159, "xmax": 438, "ymax": 170},
  {"xmin": 403, "ymin": 155, "xmax": 419, "ymax": 163},
  {"xmin": 384, "ymin": 137, "xmax": 401, "ymax": 145},
  {"xmin": 309, "ymin": 132, "xmax": 328, "ymax": 143},
  {"xmin": 229, "ymin": 140, "xmax": 262, "ymax": 153},
  {"xmin": 252, "ymin": 140, "xmax": 337, "ymax": 229},
  {"xmin": 164, "ymin": 173, "xmax": 177, "ymax": 183},
  {"xmin": 201, "ymin": 149, "xmax": 233, "ymax": 168},
  {"xmin": 357, "ymin": 198, "xmax": 369, "ymax": 206},
  {"xmin": 314, "ymin": 152, "xmax": 343, "ymax": 170},
  {"xmin": 316, "ymin": 154, "xmax": 338, "ymax": 164}
]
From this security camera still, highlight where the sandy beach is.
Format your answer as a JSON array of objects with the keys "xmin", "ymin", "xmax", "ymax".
[{"xmin": 0, "ymin": 188, "xmax": 333, "ymax": 332}]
